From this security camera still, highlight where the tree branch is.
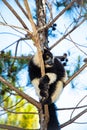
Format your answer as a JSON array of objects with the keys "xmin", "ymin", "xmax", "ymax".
[
  {"xmin": 0, "ymin": 124, "xmax": 39, "ymax": 130},
  {"xmin": 2, "ymin": 0, "xmax": 28, "ymax": 30},
  {"xmin": 15, "ymin": 0, "xmax": 29, "ymax": 20},
  {"xmin": 64, "ymin": 63, "xmax": 87, "ymax": 87},
  {"xmin": 24, "ymin": 1, "xmax": 49, "ymax": 130},
  {"xmin": 60, "ymin": 108, "xmax": 87, "ymax": 128},
  {"xmin": 24, "ymin": 0, "xmax": 45, "ymax": 76},
  {"xmin": 38, "ymin": 0, "xmax": 77, "ymax": 32},
  {"xmin": 57, "ymin": 105, "xmax": 87, "ymax": 111},
  {"xmin": 0, "ymin": 22, "xmax": 32, "ymax": 37},
  {"xmin": 0, "ymin": 76, "xmax": 41, "ymax": 110},
  {"xmin": 50, "ymin": 18, "xmax": 86, "ymax": 50}
]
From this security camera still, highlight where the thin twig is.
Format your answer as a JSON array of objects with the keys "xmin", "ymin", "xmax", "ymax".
[
  {"xmin": 2, "ymin": 0, "xmax": 28, "ymax": 29},
  {"xmin": 0, "ymin": 22, "xmax": 33, "ymax": 38},
  {"xmin": 50, "ymin": 18, "xmax": 86, "ymax": 50},
  {"xmin": 1, "ymin": 105, "xmax": 38, "ymax": 115},
  {"xmin": 38, "ymin": 0, "xmax": 77, "ymax": 32},
  {"xmin": 64, "ymin": 63, "xmax": 87, "ymax": 87},
  {"xmin": 60, "ymin": 108, "xmax": 87, "ymax": 128},
  {"xmin": 15, "ymin": 0, "xmax": 29, "ymax": 20},
  {"xmin": 70, "ymin": 95, "xmax": 87, "ymax": 120},
  {"xmin": 57, "ymin": 104, "xmax": 87, "ymax": 111},
  {"xmin": 0, "ymin": 124, "xmax": 39, "ymax": 130},
  {"xmin": 24, "ymin": 0, "xmax": 45, "ymax": 76},
  {"xmin": 68, "ymin": 35, "xmax": 87, "ymax": 55},
  {"xmin": 0, "ymin": 12, "xmax": 25, "ymax": 35}
]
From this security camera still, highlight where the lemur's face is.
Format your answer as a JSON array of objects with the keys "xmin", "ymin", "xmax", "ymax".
[{"xmin": 43, "ymin": 49, "xmax": 54, "ymax": 66}]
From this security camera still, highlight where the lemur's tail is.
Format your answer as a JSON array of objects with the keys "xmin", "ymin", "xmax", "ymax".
[{"xmin": 47, "ymin": 103, "xmax": 60, "ymax": 130}]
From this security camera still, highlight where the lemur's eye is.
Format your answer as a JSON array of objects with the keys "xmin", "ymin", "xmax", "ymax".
[{"xmin": 46, "ymin": 55, "xmax": 50, "ymax": 59}]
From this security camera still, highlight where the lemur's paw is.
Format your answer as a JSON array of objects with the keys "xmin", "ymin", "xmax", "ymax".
[
  {"xmin": 41, "ymin": 97, "xmax": 52, "ymax": 105},
  {"xmin": 39, "ymin": 75, "xmax": 49, "ymax": 90},
  {"xmin": 40, "ymin": 90, "xmax": 48, "ymax": 97},
  {"xmin": 40, "ymin": 75, "xmax": 49, "ymax": 84}
]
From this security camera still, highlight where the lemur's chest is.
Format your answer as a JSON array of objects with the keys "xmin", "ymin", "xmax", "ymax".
[{"xmin": 45, "ymin": 67, "xmax": 57, "ymax": 84}]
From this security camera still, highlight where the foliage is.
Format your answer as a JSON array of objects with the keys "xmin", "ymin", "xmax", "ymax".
[
  {"xmin": 0, "ymin": 50, "xmax": 28, "ymax": 82},
  {"xmin": 0, "ymin": 51, "xmax": 39, "ymax": 129},
  {"xmin": 0, "ymin": 50, "xmax": 30, "ymax": 99},
  {"xmin": 0, "ymin": 91, "xmax": 39, "ymax": 129}
]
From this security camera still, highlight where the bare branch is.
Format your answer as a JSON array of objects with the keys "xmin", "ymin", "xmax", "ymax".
[
  {"xmin": 24, "ymin": 0, "xmax": 45, "ymax": 76},
  {"xmin": 24, "ymin": 1, "xmax": 49, "ymax": 129},
  {"xmin": 38, "ymin": 0, "xmax": 77, "ymax": 32},
  {"xmin": 0, "ymin": 12, "xmax": 25, "ymax": 35},
  {"xmin": 0, "ymin": 22, "xmax": 32, "ymax": 37},
  {"xmin": 68, "ymin": 35, "xmax": 87, "ymax": 55},
  {"xmin": 70, "ymin": 95, "xmax": 87, "ymax": 119},
  {"xmin": 65, "ymin": 63, "xmax": 87, "ymax": 87},
  {"xmin": 57, "ymin": 105, "xmax": 87, "ymax": 111},
  {"xmin": 15, "ymin": 0, "xmax": 29, "ymax": 20},
  {"xmin": 2, "ymin": 0, "xmax": 28, "ymax": 29},
  {"xmin": 0, "ymin": 76, "xmax": 41, "ymax": 110},
  {"xmin": 1, "ymin": 105, "xmax": 38, "ymax": 115},
  {"xmin": 0, "ymin": 124, "xmax": 39, "ymax": 130},
  {"xmin": 60, "ymin": 108, "xmax": 87, "ymax": 128},
  {"xmin": 50, "ymin": 18, "xmax": 86, "ymax": 50}
]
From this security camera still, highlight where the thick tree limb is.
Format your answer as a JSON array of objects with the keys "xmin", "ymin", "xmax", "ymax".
[
  {"xmin": 24, "ymin": 0, "xmax": 45, "ymax": 76},
  {"xmin": 24, "ymin": 1, "xmax": 49, "ymax": 130},
  {"xmin": 0, "ymin": 76, "xmax": 41, "ymax": 110}
]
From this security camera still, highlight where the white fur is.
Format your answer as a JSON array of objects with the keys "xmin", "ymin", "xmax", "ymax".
[
  {"xmin": 62, "ymin": 72, "xmax": 67, "ymax": 83},
  {"xmin": 46, "ymin": 73, "xmax": 57, "ymax": 84},
  {"xmin": 32, "ymin": 78, "xmax": 41, "ymax": 99},
  {"xmin": 51, "ymin": 81, "xmax": 63, "ymax": 103},
  {"xmin": 33, "ymin": 53, "xmax": 40, "ymax": 67}
]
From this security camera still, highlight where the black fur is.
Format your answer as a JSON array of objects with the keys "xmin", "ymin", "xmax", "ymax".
[
  {"xmin": 28, "ymin": 48, "xmax": 66, "ymax": 130},
  {"xmin": 48, "ymin": 103, "xmax": 60, "ymax": 130}
]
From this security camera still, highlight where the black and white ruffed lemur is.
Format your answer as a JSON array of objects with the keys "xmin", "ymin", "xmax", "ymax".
[{"xmin": 28, "ymin": 48, "xmax": 67, "ymax": 130}]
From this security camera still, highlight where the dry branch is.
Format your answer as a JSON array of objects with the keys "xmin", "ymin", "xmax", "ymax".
[
  {"xmin": 24, "ymin": 1, "xmax": 49, "ymax": 129},
  {"xmin": 0, "ymin": 76, "xmax": 41, "ymax": 110},
  {"xmin": 24, "ymin": 0, "xmax": 45, "ymax": 76},
  {"xmin": 1, "ymin": 105, "xmax": 38, "ymax": 115},
  {"xmin": 15, "ymin": 0, "xmax": 29, "ymax": 20},
  {"xmin": 60, "ymin": 108, "xmax": 87, "ymax": 128},
  {"xmin": 50, "ymin": 18, "xmax": 86, "ymax": 50},
  {"xmin": 65, "ymin": 63, "xmax": 87, "ymax": 87},
  {"xmin": 2, "ymin": 0, "xmax": 28, "ymax": 29},
  {"xmin": 57, "ymin": 105, "xmax": 87, "ymax": 111},
  {"xmin": 38, "ymin": 0, "xmax": 77, "ymax": 32},
  {"xmin": 0, "ymin": 22, "xmax": 32, "ymax": 37},
  {"xmin": 0, "ymin": 124, "xmax": 38, "ymax": 130}
]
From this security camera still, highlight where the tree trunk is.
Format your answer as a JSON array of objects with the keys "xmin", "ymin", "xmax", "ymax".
[
  {"xmin": 36, "ymin": 1, "xmax": 49, "ymax": 130},
  {"xmin": 36, "ymin": 0, "xmax": 48, "ymax": 48}
]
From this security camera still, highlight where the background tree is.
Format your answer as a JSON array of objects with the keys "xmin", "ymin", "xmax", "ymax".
[{"xmin": 0, "ymin": 0, "xmax": 87, "ymax": 130}]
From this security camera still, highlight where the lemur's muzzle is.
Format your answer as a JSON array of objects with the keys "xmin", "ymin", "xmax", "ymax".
[{"xmin": 45, "ymin": 58, "xmax": 54, "ymax": 65}]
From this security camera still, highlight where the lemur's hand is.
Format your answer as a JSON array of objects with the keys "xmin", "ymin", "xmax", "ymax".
[
  {"xmin": 40, "ymin": 97, "xmax": 52, "ymax": 105},
  {"xmin": 39, "ymin": 75, "xmax": 50, "ymax": 103},
  {"xmin": 39, "ymin": 75, "xmax": 49, "ymax": 90}
]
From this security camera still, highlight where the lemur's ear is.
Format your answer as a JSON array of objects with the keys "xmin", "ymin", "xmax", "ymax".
[{"xmin": 43, "ymin": 46, "xmax": 50, "ymax": 51}]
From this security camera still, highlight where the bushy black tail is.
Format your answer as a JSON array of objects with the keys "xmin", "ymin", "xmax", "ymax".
[{"xmin": 47, "ymin": 103, "xmax": 60, "ymax": 130}]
